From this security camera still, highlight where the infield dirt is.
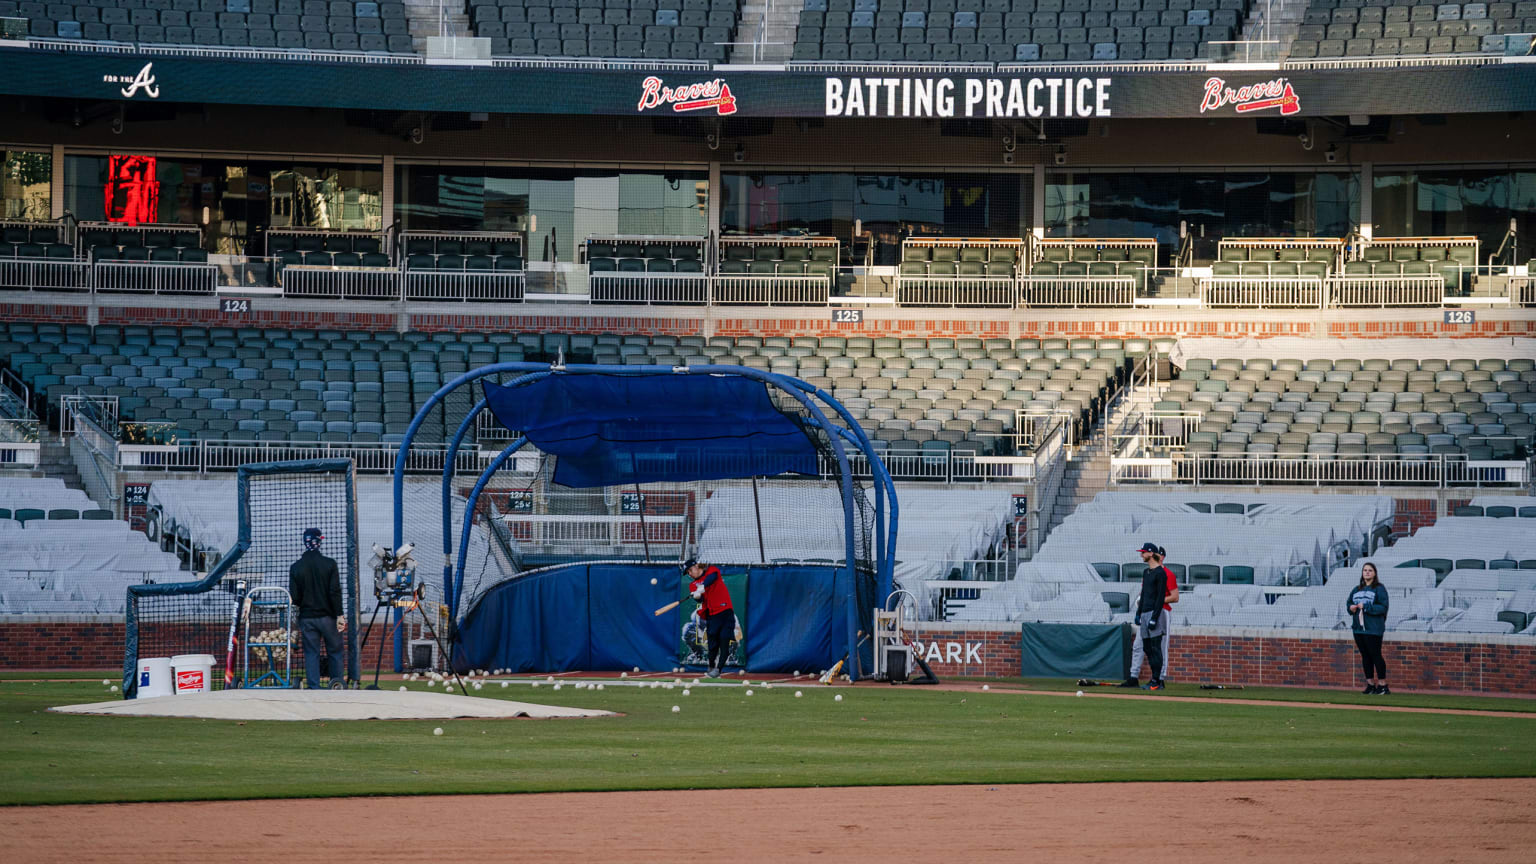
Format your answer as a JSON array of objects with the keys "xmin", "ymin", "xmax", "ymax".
[{"xmin": 5, "ymin": 778, "xmax": 1532, "ymax": 863}]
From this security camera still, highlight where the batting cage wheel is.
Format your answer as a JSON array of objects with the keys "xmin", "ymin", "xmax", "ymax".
[
  {"xmin": 122, "ymin": 459, "xmax": 362, "ymax": 698},
  {"xmin": 388, "ymin": 362, "xmax": 900, "ymax": 680}
]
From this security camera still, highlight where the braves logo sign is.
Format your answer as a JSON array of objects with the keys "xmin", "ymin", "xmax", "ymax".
[
  {"xmin": 637, "ymin": 76, "xmax": 737, "ymax": 116},
  {"xmin": 1200, "ymin": 76, "xmax": 1299, "ymax": 116},
  {"xmin": 100, "ymin": 62, "xmax": 160, "ymax": 99}
]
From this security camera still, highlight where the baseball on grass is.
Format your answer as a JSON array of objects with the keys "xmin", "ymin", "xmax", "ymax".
[
  {"xmin": 427, "ymin": 680, "xmax": 436, "ymax": 688},
  {"xmin": 501, "ymin": 681, "xmax": 508, "ymax": 688},
  {"xmin": 650, "ymin": 578, "xmax": 658, "ymax": 585},
  {"xmin": 102, "ymin": 679, "xmax": 110, "ymax": 685},
  {"xmin": 110, "ymin": 685, "xmax": 119, "ymax": 692},
  {"xmin": 399, "ymin": 686, "xmax": 407, "ymax": 692},
  {"xmin": 433, "ymin": 727, "xmax": 443, "ymax": 736},
  {"xmin": 672, "ymin": 705, "xmax": 680, "ymax": 713},
  {"xmin": 745, "ymin": 689, "xmax": 754, "ymax": 696},
  {"xmin": 1076, "ymin": 690, "xmax": 1084, "ymax": 697},
  {"xmin": 794, "ymin": 691, "xmax": 803, "ymax": 698},
  {"xmin": 834, "ymin": 694, "xmax": 843, "ymax": 702}
]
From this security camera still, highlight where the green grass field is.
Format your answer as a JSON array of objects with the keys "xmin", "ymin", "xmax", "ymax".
[{"xmin": 3, "ymin": 676, "xmax": 1535, "ymax": 806}]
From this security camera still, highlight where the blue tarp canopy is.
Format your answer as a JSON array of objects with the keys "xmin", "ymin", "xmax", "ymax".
[{"xmin": 481, "ymin": 372, "xmax": 820, "ymax": 488}]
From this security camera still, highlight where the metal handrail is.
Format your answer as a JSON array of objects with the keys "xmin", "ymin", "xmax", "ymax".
[
  {"xmin": 0, "ymin": 367, "xmax": 33, "ymax": 416},
  {"xmin": 60, "ymin": 397, "xmax": 123, "ymax": 514}
]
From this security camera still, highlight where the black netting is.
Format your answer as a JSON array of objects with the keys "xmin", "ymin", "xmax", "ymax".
[{"xmin": 125, "ymin": 464, "xmax": 359, "ymax": 695}]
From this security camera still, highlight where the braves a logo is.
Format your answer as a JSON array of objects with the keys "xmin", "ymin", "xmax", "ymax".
[
  {"xmin": 1199, "ymin": 76, "xmax": 1299, "ymax": 116},
  {"xmin": 120, "ymin": 63, "xmax": 160, "ymax": 99},
  {"xmin": 637, "ymin": 76, "xmax": 737, "ymax": 116}
]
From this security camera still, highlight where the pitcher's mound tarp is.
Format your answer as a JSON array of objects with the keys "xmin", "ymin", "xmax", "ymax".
[{"xmin": 52, "ymin": 689, "xmax": 612, "ymax": 721}]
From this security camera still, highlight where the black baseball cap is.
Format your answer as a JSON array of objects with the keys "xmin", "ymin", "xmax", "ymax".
[
  {"xmin": 1137, "ymin": 542, "xmax": 1160, "ymax": 554},
  {"xmin": 680, "ymin": 558, "xmax": 698, "ymax": 572},
  {"xmin": 303, "ymin": 527, "xmax": 323, "ymax": 542}
]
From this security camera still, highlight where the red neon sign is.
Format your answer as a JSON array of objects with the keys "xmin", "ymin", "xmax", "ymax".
[{"xmin": 104, "ymin": 155, "xmax": 159, "ymax": 225}]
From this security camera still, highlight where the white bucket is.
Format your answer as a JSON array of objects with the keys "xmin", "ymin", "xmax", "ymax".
[
  {"xmin": 137, "ymin": 657, "xmax": 174, "ymax": 698},
  {"xmin": 170, "ymin": 654, "xmax": 216, "ymax": 694}
]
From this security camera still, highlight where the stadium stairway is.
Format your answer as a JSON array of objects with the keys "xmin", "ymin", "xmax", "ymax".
[
  {"xmin": 1047, "ymin": 438, "xmax": 1113, "ymax": 536},
  {"xmin": 35, "ymin": 439, "xmax": 82, "ymax": 493},
  {"xmin": 735, "ymin": 0, "xmax": 799, "ymax": 61},
  {"xmin": 1241, "ymin": 0, "xmax": 1307, "ymax": 57},
  {"xmin": 406, "ymin": 0, "xmax": 470, "ymax": 50},
  {"xmin": 1044, "ymin": 369, "xmax": 1146, "ymax": 537}
]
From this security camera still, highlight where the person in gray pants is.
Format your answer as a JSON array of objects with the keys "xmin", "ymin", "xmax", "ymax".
[
  {"xmin": 1121, "ymin": 542, "xmax": 1178, "ymax": 690},
  {"xmin": 289, "ymin": 527, "xmax": 347, "ymax": 689}
]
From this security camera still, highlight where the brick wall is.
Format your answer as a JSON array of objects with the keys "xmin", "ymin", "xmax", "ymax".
[
  {"xmin": 1391, "ymin": 498, "xmax": 1439, "ymax": 536},
  {"xmin": 0, "ymin": 618, "xmax": 432, "ymax": 674},
  {"xmin": 907, "ymin": 629, "xmax": 1023, "ymax": 678},
  {"xmin": 905, "ymin": 624, "xmax": 1536, "ymax": 694},
  {"xmin": 6, "ymin": 618, "xmax": 1533, "ymax": 693},
  {"xmin": 97, "ymin": 306, "xmax": 396, "ymax": 331},
  {"xmin": 409, "ymin": 313, "xmax": 703, "ymax": 336},
  {"xmin": 7, "ymin": 301, "xmax": 1535, "ymax": 341},
  {"xmin": 0, "ymin": 302, "xmax": 89, "ymax": 325}
]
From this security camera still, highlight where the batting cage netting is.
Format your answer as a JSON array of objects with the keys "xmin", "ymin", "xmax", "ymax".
[
  {"xmin": 123, "ymin": 459, "xmax": 360, "ymax": 697},
  {"xmin": 390, "ymin": 363, "xmax": 896, "ymax": 679}
]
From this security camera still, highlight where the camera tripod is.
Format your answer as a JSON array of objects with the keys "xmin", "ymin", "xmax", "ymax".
[{"xmin": 360, "ymin": 594, "xmax": 467, "ymax": 696}]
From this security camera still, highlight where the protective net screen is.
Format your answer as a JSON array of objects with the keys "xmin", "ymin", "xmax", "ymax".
[{"xmin": 124, "ymin": 462, "xmax": 359, "ymax": 695}]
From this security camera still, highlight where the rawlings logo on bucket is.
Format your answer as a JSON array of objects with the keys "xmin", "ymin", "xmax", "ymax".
[
  {"xmin": 637, "ymin": 76, "xmax": 737, "ymax": 115},
  {"xmin": 1199, "ymin": 76, "xmax": 1300, "ymax": 116},
  {"xmin": 176, "ymin": 668, "xmax": 204, "ymax": 690}
]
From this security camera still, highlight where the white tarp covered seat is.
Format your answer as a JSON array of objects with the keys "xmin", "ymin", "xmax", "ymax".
[
  {"xmin": 0, "ymin": 517, "xmax": 185, "ymax": 614},
  {"xmin": 696, "ymin": 485, "xmax": 1015, "ymax": 592},
  {"xmin": 1368, "ymin": 517, "xmax": 1536, "ymax": 570},
  {"xmin": 0, "ymin": 479, "xmax": 97, "ymax": 514},
  {"xmin": 1034, "ymin": 492, "xmax": 1394, "ymax": 585}
]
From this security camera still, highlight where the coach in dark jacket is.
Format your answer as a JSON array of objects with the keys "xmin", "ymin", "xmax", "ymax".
[{"xmin": 290, "ymin": 527, "xmax": 346, "ymax": 689}]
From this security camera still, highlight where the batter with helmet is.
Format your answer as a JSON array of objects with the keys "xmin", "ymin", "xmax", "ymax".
[{"xmin": 683, "ymin": 558, "xmax": 735, "ymax": 678}]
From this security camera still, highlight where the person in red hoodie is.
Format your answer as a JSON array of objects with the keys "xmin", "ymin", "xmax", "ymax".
[{"xmin": 684, "ymin": 558, "xmax": 734, "ymax": 678}]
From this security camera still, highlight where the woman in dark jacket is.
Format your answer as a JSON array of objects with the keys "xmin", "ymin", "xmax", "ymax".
[{"xmin": 1348, "ymin": 562, "xmax": 1390, "ymax": 695}]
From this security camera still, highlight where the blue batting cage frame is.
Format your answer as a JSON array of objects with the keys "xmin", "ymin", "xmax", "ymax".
[{"xmin": 389, "ymin": 362, "xmax": 898, "ymax": 680}]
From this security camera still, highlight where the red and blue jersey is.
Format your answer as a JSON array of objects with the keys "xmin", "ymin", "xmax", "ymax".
[{"xmin": 689, "ymin": 565, "xmax": 732, "ymax": 616}]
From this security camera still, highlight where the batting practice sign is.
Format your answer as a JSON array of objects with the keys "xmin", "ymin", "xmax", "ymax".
[
  {"xmin": 824, "ymin": 76, "xmax": 1112, "ymax": 118},
  {"xmin": 3, "ymin": 47, "xmax": 1536, "ymax": 117}
]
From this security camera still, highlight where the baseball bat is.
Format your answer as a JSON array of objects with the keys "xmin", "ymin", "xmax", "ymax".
[
  {"xmin": 819, "ymin": 656, "xmax": 845, "ymax": 684},
  {"xmin": 654, "ymin": 600, "xmax": 681, "ymax": 617},
  {"xmin": 223, "ymin": 580, "xmax": 248, "ymax": 689}
]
